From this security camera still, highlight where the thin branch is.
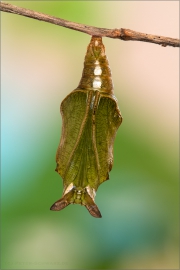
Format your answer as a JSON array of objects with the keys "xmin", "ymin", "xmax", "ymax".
[{"xmin": 0, "ymin": 2, "xmax": 179, "ymax": 48}]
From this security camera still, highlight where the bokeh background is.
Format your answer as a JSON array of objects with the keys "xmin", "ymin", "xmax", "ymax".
[{"xmin": 1, "ymin": 1, "xmax": 179, "ymax": 269}]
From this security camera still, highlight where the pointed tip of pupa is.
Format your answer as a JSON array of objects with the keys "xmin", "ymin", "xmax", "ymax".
[
  {"xmin": 50, "ymin": 197, "xmax": 69, "ymax": 211},
  {"xmin": 85, "ymin": 203, "xmax": 102, "ymax": 218}
]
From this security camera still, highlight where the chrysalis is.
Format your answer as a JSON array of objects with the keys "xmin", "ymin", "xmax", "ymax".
[{"xmin": 50, "ymin": 36, "xmax": 122, "ymax": 218}]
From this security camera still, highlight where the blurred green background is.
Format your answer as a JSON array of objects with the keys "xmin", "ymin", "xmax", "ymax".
[{"xmin": 1, "ymin": 1, "xmax": 179, "ymax": 269}]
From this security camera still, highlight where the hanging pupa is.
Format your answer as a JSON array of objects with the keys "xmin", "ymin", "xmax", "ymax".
[{"xmin": 50, "ymin": 36, "xmax": 122, "ymax": 218}]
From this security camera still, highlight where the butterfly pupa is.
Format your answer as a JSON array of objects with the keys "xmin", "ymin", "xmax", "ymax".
[{"xmin": 50, "ymin": 36, "xmax": 122, "ymax": 218}]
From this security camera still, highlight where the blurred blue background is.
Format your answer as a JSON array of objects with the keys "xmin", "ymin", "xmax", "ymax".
[{"xmin": 1, "ymin": 1, "xmax": 179, "ymax": 269}]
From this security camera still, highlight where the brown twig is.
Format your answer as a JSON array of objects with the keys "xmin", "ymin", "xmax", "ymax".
[{"xmin": 0, "ymin": 2, "xmax": 179, "ymax": 48}]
